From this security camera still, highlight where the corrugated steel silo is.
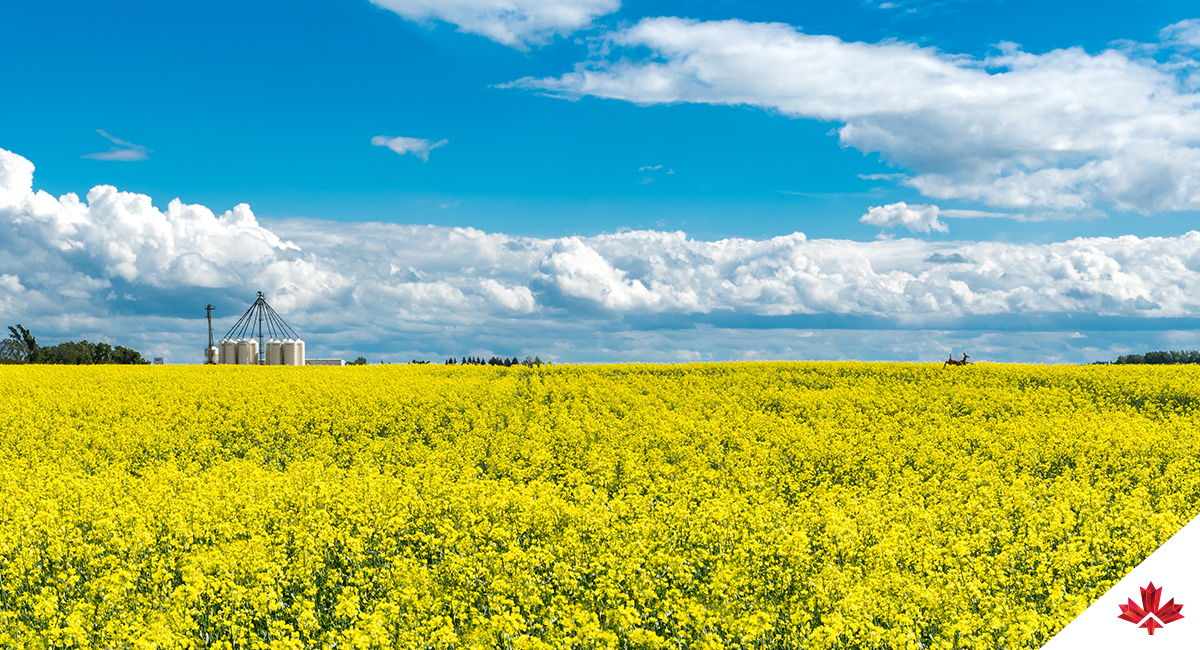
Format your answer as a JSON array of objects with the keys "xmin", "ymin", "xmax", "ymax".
[
  {"xmin": 220, "ymin": 339, "xmax": 237, "ymax": 364},
  {"xmin": 237, "ymin": 339, "xmax": 253, "ymax": 365},
  {"xmin": 266, "ymin": 339, "xmax": 283, "ymax": 365}
]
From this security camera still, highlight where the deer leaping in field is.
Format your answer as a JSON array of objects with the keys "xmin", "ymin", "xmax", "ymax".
[{"xmin": 944, "ymin": 352, "xmax": 970, "ymax": 368}]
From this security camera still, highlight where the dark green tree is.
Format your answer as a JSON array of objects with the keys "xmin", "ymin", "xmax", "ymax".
[
  {"xmin": 94, "ymin": 342, "xmax": 113, "ymax": 364},
  {"xmin": 110, "ymin": 346, "xmax": 148, "ymax": 365},
  {"xmin": 45, "ymin": 340, "xmax": 97, "ymax": 364},
  {"xmin": 0, "ymin": 337, "xmax": 26, "ymax": 363},
  {"xmin": 5, "ymin": 325, "xmax": 37, "ymax": 362}
]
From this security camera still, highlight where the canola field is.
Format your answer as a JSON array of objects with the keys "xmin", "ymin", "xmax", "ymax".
[{"xmin": 1, "ymin": 362, "xmax": 1198, "ymax": 649}]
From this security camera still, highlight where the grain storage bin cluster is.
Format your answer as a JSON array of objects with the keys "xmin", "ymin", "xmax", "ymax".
[{"xmin": 214, "ymin": 292, "xmax": 305, "ymax": 365}]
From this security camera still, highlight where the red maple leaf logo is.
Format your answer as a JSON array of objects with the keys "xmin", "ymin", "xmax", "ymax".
[{"xmin": 1117, "ymin": 582, "xmax": 1185, "ymax": 635}]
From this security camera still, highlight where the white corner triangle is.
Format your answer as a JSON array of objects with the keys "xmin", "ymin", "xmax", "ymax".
[{"xmin": 1042, "ymin": 513, "xmax": 1199, "ymax": 649}]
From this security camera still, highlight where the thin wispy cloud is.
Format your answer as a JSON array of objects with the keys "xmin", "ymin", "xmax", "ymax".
[
  {"xmin": 82, "ymin": 129, "xmax": 150, "ymax": 161},
  {"xmin": 1161, "ymin": 19, "xmax": 1200, "ymax": 49},
  {"xmin": 368, "ymin": 0, "xmax": 619, "ymax": 50},
  {"xmin": 638, "ymin": 164, "xmax": 674, "ymax": 180},
  {"xmin": 371, "ymin": 135, "xmax": 448, "ymax": 162},
  {"xmin": 939, "ymin": 208, "xmax": 1024, "ymax": 220}
]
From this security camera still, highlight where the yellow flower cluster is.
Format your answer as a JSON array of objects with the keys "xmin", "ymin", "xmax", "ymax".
[{"xmin": 0, "ymin": 362, "xmax": 1197, "ymax": 649}]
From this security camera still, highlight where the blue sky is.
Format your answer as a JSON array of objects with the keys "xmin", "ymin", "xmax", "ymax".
[{"xmin": 2, "ymin": 0, "xmax": 1200, "ymax": 363}]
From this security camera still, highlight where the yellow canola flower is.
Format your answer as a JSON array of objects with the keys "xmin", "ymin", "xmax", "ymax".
[{"xmin": 0, "ymin": 362, "xmax": 1197, "ymax": 648}]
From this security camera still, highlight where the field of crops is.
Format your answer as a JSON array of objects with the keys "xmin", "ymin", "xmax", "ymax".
[{"xmin": 1, "ymin": 362, "xmax": 1198, "ymax": 649}]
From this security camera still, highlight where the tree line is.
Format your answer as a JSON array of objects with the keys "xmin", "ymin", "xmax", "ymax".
[
  {"xmin": 446, "ymin": 356, "xmax": 544, "ymax": 367},
  {"xmin": 1, "ymin": 325, "xmax": 148, "ymax": 365},
  {"xmin": 1102, "ymin": 350, "xmax": 1200, "ymax": 365},
  {"xmin": 345, "ymin": 355, "xmax": 547, "ymax": 366}
]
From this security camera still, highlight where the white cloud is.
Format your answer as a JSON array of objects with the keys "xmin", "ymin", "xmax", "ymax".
[
  {"xmin": 479, "ymin": 278, "xmax": 536, "ymax": 312},
  {"xmin": 0, "ymin": 274, "xmax": 23, "ymax": 293},
  {"xmin": 368, "ymin": 0, "xmax": 619, "ymax": 50},
  {"xmin": 7, "ymin": 147, "xmax": 1200, "ymax": 363},
  {"xmin": 1, "ymin": 147, "xmax": 305, "ymax": 292},
  {"xmin": 371, "ymin": 135, "xmax": 449, "ymax": 162},
  {"xmin": 269, "ymin": 216, "xmax": 1200, "ymax": 325},
  {"xmin": 82, "ymin": 129, "xmax": 150, "ymax": 162},
  {"xmin": 537, "ymin": 236, "xmax": 672, "ymax": 311},
  {"xmin": 938, "ymin": 208, "xmax": 1022, "ymax": 219},
  {"xmin": 508, "ymin": 17, "xmax": 1200, "ymax": 216},
  {"xmin": 1161, "ymin": 19, "xmax": 1200, "ymax": 49},
  {"xmin": 638, "ymin": 164, "xmax": 663, "ymax": 171},
  {"xmin": 861, "ymin": 202, "xmax": 948, "ymax": 233}
]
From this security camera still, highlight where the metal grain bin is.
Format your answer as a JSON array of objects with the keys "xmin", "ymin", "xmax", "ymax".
[
  {"xmin": 220, "ymin": 339, "xmax": 237, "ymax": 364},
  {"xmin": 266, "ymin": 338, "xmax": 283, "ymax": 365},
  {"xmin": 237, "ymin": 339, "xmax": 254, "ymax": 365}
]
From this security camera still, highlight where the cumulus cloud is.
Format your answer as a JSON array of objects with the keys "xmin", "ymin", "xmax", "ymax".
[
  {"xmin": 861, "ymin": 202, "xmax": 948, "ymax": 233},
  {"xmin": 6, "ymin": 147, "xmax": 1200, "ymax": 364},
  {"xmin": 1, "ymin": 147, "xmax": 306, "ymax": 294},
  {"xmin": 201, "ymin": 221, "xmax": 1200, "ymax": 325},
  {"xmin": 371, "ymin": 135, "xmax": 449, "ymax": 162},
  {"xmin": 82, "ymin": 130, "xmax": 150, "ymax": 161},
  {"xmin": 368, "ymin": 0, "xmax": 619, "ymax": 49},
  {"xmin": 479, "ymin": 278, "xmax": 536, "ymax": 312},
  {"xmin": 508, "ymin": 17, "xmax": 1200, "ymax": 216}
]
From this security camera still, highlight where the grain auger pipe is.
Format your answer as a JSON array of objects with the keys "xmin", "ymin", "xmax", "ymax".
[{"xmin": 204, "ymin": 304, "xmax": 218, "ymax": 364}]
